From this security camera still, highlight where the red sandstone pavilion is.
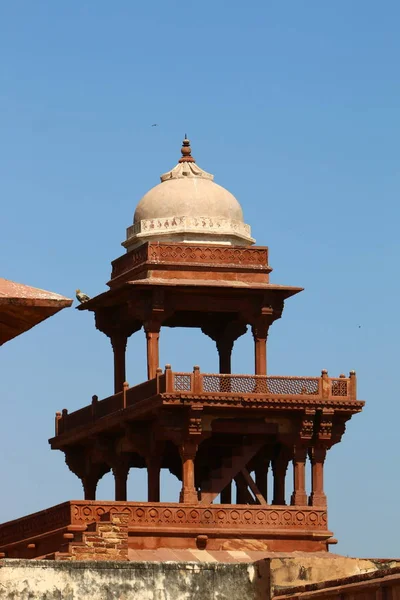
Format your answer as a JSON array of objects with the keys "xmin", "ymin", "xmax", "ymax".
[{"xmin": 0, "ymin": 138, "xmax": 364, "ymax": 560}]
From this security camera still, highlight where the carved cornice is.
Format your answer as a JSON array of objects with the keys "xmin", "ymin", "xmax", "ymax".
[
  {"xmin": 162, "ymin": 394, "xmax": 365, "ymax": 412},
  {"xmin": 111, "ymin": 242, "xmax": 270, "ymax": 283}
]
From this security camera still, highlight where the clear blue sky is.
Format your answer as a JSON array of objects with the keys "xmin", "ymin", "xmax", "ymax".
[{"xmin": 1, "ymin": 1, "xmax": 399, "ymax": 558}]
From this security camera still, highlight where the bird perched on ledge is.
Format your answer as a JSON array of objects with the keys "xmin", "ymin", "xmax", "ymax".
[{"xmin": 76, "ymin": 289, "xmax": 90, "ymax": 303}]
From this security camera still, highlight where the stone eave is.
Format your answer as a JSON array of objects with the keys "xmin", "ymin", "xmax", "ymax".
[
  {"xmin": 77, "ymin": 281, "xmax": 303, "ymax": 311},
  {"xmin": 0, "ymin": 278, "xmax": 72, "ymax": 345}
]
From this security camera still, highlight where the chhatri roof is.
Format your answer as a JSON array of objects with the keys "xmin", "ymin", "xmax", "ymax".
[
  {"xmin": 0, "ymin": 278, "xmax": 72, "ymax": 345},
  {"xmin": 124, "ymin": 137, "xmax": 255, "ymax": 250}
]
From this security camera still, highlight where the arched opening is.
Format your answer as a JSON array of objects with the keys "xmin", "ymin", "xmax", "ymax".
[
  {"xmin": 95, "ymin": 471, "xmax": 114, "ymax": 501},
  {"xmin": 160, "ymin": 469, "xmax": 181, "ymax": 503},
  {"xmin": 125, "ymin": 328, "xmax": 147, "ymax": 387},
  {"xmin": 127, "ymin": 468, "xmax": 148, "ymax": 502},
  {"xmin": 231, "ymin": 328, "xmax": 254, "ymax": 374},
  {"xmin": 159, "ymin": 326, "xmax": 217, "ymax": 373}
]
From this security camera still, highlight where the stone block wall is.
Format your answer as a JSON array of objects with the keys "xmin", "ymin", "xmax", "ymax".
[{"xmin": 54, "ymin": 513, "xmax": 129, "ymax": 561}]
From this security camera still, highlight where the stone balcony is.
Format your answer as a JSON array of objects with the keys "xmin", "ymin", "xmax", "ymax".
[
  {"xmin": 52, "ymin": 367, "xmax": 361, "ymax": 441},
  {"xmin": 41, "ymin": 367, "xmax": 364, "ymax": 556}
]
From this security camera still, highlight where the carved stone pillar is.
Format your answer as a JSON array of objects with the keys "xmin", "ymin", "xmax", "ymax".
[
  {"xmin": 179, "ymin": 440, "xmax": 198, "ymax": 503},
  {"xmin": 147, "ymin": 457, "xmax": 162, "ymax": 502},
  {"xmin": 255, "ymin": 463, "xmax": 269, "ymax": 504},
  {"xmin": 82, "ymin": 474, "xmax": 99, "ymax": 501},
  {"xmin": 144, "ymin": 326, "xmax": 160, "ymax": 380},
  {"xmin": 251, "ymin": 321, "xmax": 270, "ymax": 376},
  {"xmin": 235, "ymin": 476, "xmax": 248, "ymax": 504},
  {"xmin": 272, "ymin": 449, "xmax": 290, "ymax": 505},
  {"xmin": 220, "ymin": 482, "xmax": 232, "ymax": 504},
  {"xmin": 309, "ymin": 447, "xmax": 327, "ymax": 507},
  {"xmin": 111, "ymin": 334, "xmax": 128, "ymax": 394},
  {"xmin": 202, "ymin": 320, "xmax": 247, "ymax": 375},
  {"xmin": 235, "ymin": 474, "xmax": 254, "ymax": 504},
  {"xmin": 291, "ymin": 447, "xmax": 308, "ymax": 506},
  {"xmin": 216, "ymin": 338, "xmax": 234, "ymax": 375},
  {"xmin": 113, "ymin": 462, "xmax": 130, "ymax": 502},
  {"xmin": 65, "ymin": 449, "xmax": 110, "ymax": 502}
]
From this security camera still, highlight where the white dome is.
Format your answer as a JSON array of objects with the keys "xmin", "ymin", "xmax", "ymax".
[
  {"xmin": 124, "ymin": 138, "xmax": 254, "ymax": 250},
  {"xmin": 135, "ymin": 173, "xmax": 244, "ymax": 223}
]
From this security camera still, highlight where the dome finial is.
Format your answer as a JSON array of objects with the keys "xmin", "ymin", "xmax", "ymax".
[{"xmin": 179, "ymin": 135, "xmax": 196, "ymax": 163}]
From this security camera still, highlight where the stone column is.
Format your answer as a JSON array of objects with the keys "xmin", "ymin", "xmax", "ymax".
[
  {"xmin": 272, "ymin": 450, "xmax": 290, "ymax": 505},
  {"xmin": 147, "ymin": 457, "xmax": 161, "ymax": 502},
  {"xmin": 251, "ymin": 323, "xmax": 270, "ymax": 376},
  {"xmin": 145, "ymin": 326, "xmax": 160, "ymax": 380},
  {"xmin": 255, "ymin": 463, "xmax": 269, "ymax": 503},
  {"xmin": 179, "ymin": 441, "xmax": 198, "ymax": 503},
  {"xmin": 113, "ymin": 463, "xmax": 130, "ymax": 502},
  {"xmin": 111, "ymin": 334, "xmax": 128, "ymax": 394},
  {"xmin": 291, "ymin": 447, "xmax": 308, "ymax": 506},
  {"xmin": 82, "ymin": 474, "xmax": 98, "ymax": 501},
  {"xmin": 220, "ymin": 482, "xmax": 232, "ymax": 504},
  {"xmin": 216, "ymin": 338, "xmax": 234, "ymax": 374},
  {"xmin": 235, "ymin": 477, "xmax": 247, "ymax": 504},
  {"xmin": 81, "ymin": 466, "xmax": 109, "ymax": 501},
  {"xmin": 309, "ymin": 447, "xmax": 327, "ymax": 506},
  {"xmin": 202, "ymin": 320, "xmax": 247, "ymax": 376}
]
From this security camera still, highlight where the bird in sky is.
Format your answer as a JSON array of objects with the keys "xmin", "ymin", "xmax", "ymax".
[
  {"xmin": 151, "ymin": 124, "xmax": 158, "ymax": 127},
  {"xmin": 76, "ymin": 289, "xmax": 90, "ymax": 303}
]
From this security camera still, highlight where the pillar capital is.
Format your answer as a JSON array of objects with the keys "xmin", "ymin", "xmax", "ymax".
[
  {"xmin": 308, "ymin": 446, "xmax": 327, "ymax": 464},
  {"xmin": 144, "ymin": 321, "xmax": 161, "ymax": 336},
  {"xmin": 65, "ymin": 448, "xmax": 110, "ymax": 501},
  {"xmin": 293, "ymin": 445, "xmax": 308, "ymax": 462},
  {"xmin": 179, "ymin": 439, "xmax": 198, "ymax": 461},
  {"xmin": 202, "ymin": 319, "xmax": 247, "ymax": 375},
  {"xmin": 251, "ymin": 323, "xmax": 269, "ymax": 341},
  {"xmin": 110, "ymin": 332, "xmax": 128, "ymax": 351}
]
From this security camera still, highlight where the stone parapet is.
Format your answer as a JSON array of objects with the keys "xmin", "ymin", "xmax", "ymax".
[{"xmin": 0, "ymin": 501, "xmax": 332, "ymax": 559}]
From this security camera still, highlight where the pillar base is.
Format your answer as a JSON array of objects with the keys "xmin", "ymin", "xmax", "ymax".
[
  {"xmin": 291, "ymin": 492, "xmax": 308, "ymax": 506},
  {"xmin": 179, "ymin": 489, "xmax": 199, "ymax": 504},
  {"xmin": 309, "ymin": 492, "xmax": 327, "ymax": 507}
]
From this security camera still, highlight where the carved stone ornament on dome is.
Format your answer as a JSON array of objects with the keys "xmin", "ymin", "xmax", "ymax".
[{"xmin": 123, "ymin": 136, "xmax": 255, "ymax": 250}]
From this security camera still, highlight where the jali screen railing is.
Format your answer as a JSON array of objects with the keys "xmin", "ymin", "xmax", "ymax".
[{"xmin": 55, "ymin": 367, "xmax": 356, "ymax": 436}]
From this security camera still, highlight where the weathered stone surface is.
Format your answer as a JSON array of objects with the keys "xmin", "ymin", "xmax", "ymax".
[
  {"xmin": 272, "ymin": 565, "xmax": 400, "ymax": 600},
  {"xmin": 0, "ymin": 553, "xmax": 397, "ymax": 600},
  {"xmin": 0, "ymin": 552, "xmax": 399, "ymax": 600},
  {"xmin": 269, "ymin": 553, "xmax": 400, "ymax": 595},
  {"xmin": 0, "ymin": 559, "xmax": 269, "ymax": 600}
]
